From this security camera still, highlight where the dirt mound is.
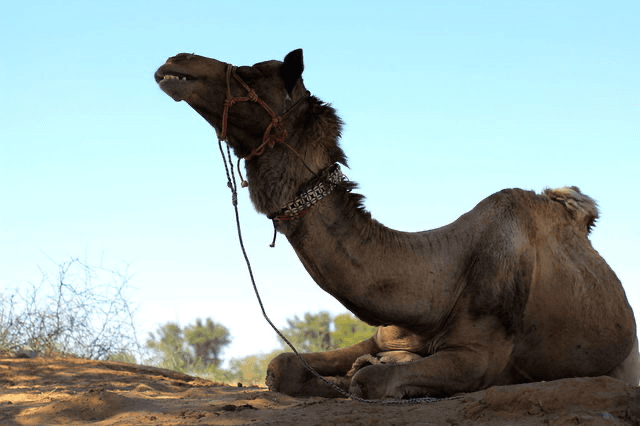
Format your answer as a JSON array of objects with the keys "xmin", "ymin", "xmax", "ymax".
[{"xmin": 1, "ymin": 353, "xmax": 638, "ymax": 425}]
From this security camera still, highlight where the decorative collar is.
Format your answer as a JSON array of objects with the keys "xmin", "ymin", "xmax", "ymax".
[{"xmin": 269, "ymin": 164, "xmax": 345, "ymax": 221}]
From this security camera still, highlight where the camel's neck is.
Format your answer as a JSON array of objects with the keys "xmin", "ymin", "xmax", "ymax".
[
  {"xmin": 243, "ymin": 99, "xmax": 471, "ymax": 331},
  {"xmin": 279, "ymin": 186, "xmax": 470, "ymax": 330}
]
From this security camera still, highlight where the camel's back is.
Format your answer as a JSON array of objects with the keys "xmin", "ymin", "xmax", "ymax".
[{"xmin": 472, "ymin": 186, "xmax": 597, "ymax": 236}]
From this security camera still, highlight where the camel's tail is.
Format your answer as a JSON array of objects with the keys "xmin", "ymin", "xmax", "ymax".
[{"xmin": 544, "ymin": 186, "xmax": 599, "ymax": 234}]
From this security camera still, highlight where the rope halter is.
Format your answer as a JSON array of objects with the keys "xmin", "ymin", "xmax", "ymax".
[{"xmin": 218, "ymin": 64, "xmax": 309, "ymax": 162}]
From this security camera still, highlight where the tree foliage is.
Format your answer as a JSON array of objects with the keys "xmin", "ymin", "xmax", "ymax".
[
  {"xmin": 184, "ymin": 317, "xmax": 231, "ymax": 367},
  {"xmin": 145, "ymin": 322, "xmax": 190, "ymax": 371},
  {"xmin": 227, "ymin": 349, "xmax": 282, "ymax": 386},
  {"xmin": 331, "ymin": 313, "xmax": 377, "ymax": 348},
  {"xmin": 278, "ymin": 311, "xmax": 376, "ymax": 352},
  {"xmin": 145, "ymin": 317, "xmax": 231, "ymax": 374},
  {"xmin": 280, "ymin": 312, "xmax": 333, "ymax": 352},
  {"xmin": 145, "ymin": 312, "xmax": 375, "ymax": 385}
]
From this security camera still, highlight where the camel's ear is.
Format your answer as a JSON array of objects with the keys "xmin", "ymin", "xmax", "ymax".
[{"xmin": 281, "ymin": 49, "xmax": 304, "ymax": 94}]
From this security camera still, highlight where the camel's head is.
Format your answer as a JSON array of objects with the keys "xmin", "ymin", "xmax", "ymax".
[{"xmin": 154, "ymin": 49, "xmax": 307, "ymax": 159}]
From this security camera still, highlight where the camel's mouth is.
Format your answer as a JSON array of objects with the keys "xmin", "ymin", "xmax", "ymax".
[
  {"xmin": 155, "ymin": 69, "xmax": 198, "ymax": 101},
  {"xmin": 155, "ymin": 70, "xmax": 196, "ymax": 85},
  {"xmin": 161, "ymin": 74, "xmax": 189, "ymax": 82}
]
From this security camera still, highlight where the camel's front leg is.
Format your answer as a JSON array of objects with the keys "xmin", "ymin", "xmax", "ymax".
[
  {"xmin": 266, "ymin": 335, "xmax": 379, "ymax": 397},
  {"xmin": 348, "ymin": 349, "xmax": 487, "ymax": 399},
  {"xmin": 349, "ymin": 317, "xmax": 514, "ymax": 399}
]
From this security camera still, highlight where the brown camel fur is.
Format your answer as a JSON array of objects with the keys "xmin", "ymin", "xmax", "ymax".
[{"xmin": 155, "ymin": 49, "xmax": 639, "ymax": 399}]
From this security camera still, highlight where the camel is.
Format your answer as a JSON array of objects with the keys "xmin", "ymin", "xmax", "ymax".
[{"xmin": 155, "ymin": 49, "xmax": 639, "ymax": 399}]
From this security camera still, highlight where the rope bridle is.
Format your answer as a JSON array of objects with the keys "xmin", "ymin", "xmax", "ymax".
[
  {"xmin": 218, "ymin": 64, "xmax": 309, "ymax": 162},
  {"xmin": 215, "ymin": 62, "xmax": 458, "ymax": 404}
]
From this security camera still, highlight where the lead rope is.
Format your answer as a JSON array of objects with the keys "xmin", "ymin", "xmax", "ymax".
[{"xmin": 216, "ymin": 139, "xmax": 459, "ymax": 405}]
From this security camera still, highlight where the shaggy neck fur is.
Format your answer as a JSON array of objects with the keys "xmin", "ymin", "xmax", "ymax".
[{"xmin": 243, "ymin": 96, "xmax": 348, "ymax": 217}]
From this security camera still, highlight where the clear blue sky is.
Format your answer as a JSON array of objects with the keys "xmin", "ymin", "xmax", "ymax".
[{"xmin": 1, "ymin": 1, "xmax": 638, "ymax": 363}]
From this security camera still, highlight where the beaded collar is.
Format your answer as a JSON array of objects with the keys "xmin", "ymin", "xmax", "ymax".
[{"xmin": 269, "ymin": 164, "xmax": 345, "ymax": 221}]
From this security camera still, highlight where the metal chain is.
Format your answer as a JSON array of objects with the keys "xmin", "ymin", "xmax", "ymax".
[{"xmin": 216, "ymin": 138, "xmax": 460, "ymax": 405}]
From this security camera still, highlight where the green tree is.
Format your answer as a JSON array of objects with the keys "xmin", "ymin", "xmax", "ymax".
[
  {"xmin": 183, "ymin": 317, "xmax": 231, "ymax": 367},
  {"xmin": 331, "ymin": 313, "xmax": 377, "ymax": 348},
  {"xmin": 278, "ymin": 311, "xmax": 377, "ymax": 353},
  {"xmin": 227, "ymin": 349, "xmax": 281, "ymax": 386},
  {"xmin": 280, "ymin": 311, "xmax": 332, "ymax": 352},
  {"xmin": 145, "ymin": 317, "xmax": 231, "ymax": 373},
  {"xmin": 146, "ymin": 322, "xmax": 191, "ymax": 371}
]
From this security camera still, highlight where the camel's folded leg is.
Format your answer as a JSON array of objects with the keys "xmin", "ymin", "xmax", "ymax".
[
  {"xmin": 348, "ymin": 349, "xmax": 488, "ymax": 399},
  {"xmin": 266, "ymin": 335, "xmax": 379, "ymax": 397},
  {"xmin": 349, "ymin": 318, "xmax": 514, "ymax": 400}
]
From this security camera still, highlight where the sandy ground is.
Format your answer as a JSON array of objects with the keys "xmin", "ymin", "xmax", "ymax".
[{"xmin": 1, "ymin": 353, "xmax": 639, "ymax": 425}]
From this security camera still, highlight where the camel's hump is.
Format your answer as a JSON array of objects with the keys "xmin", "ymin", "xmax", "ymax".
[{"xmin": 543, "ymin": 186, "xmax": 599, "ymax": 234}]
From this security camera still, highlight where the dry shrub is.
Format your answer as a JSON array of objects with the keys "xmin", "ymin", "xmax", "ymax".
[{"xmin": 0, "ymin": 258, "xmax": 139, "ymax": 360}]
